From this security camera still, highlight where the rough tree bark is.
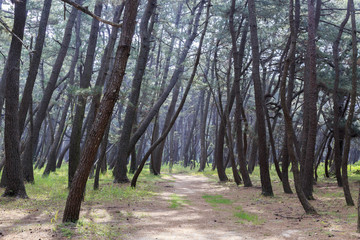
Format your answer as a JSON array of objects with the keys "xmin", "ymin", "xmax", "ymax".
[
  {"xmin": 62, "ymin": 0, "xmax": 139, "ymax": 223},
  {"xmin": 2, "ymin": 0, "xmax": 28, "ymax": 198}
]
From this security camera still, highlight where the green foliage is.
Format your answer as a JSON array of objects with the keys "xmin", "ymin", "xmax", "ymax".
[
  {"xmin": 202, "ymin": 194, "xmax": 232, "ymax": 207},
  {"xmin": 67, "ymin": 86, "xmax": 102, "ymax": 98}
]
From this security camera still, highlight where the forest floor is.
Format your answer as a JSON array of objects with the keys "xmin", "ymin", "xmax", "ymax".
[
  {"xmin": 1, "ymin": 170, "xmax": 360, "ymax": 239},
  {"xmin": 123, "ymin": 174, "xmax": 360, "ymax": 240}
]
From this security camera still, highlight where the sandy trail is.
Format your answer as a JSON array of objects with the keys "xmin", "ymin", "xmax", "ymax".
[{"xmin": 126, "ymin": 174, "xmax": 304, "ymax": 240}]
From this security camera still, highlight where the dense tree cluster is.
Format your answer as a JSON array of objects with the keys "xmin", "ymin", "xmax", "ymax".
[{"xmin": 0, "ymin": 0, "xmax": 359, "ymax": 227}]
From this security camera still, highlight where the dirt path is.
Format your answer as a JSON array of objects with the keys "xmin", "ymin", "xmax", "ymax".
[
  {"xmin": 124, "ymin": 174, "xmax": 360, "ymax": 240},
  {"xmin": 126, "ymin": 174, "xmax": 250, "ymax": 240}
]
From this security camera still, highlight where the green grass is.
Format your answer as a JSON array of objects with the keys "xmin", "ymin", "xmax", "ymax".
[
  {"xmin": 234, "ymin": 206, "xmax": 263, "ymax": 225},
  {"xmin": 202, "ymin": 194, "xmax": 232, "ymax": 206},
  {"xmin": 168, "ymin": 194, "xmax": 189, "ymax": 208}
]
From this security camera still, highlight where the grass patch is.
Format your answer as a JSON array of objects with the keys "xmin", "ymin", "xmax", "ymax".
[
  {"xmin": 169, "ymin": 194, "xmax": 189, "ymax": 208},
  {"xmin": 56, "ymin": 219, "xmax": 124, "ymax": 239},
  {"xmin": 234, "ymin": 206, "xmax": 263, "ymax": 225},
  {"xmin": 202, "ymin": 194, "xmax": 232, "ymax": 207}
]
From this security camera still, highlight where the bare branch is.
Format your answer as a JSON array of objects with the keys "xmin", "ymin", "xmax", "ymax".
[
  {"xmin": 60, "ymin": 0, "xmax": 122, "ymax": 28},
  {"xmin": 0, "ymin": 17, "xmax": 33, "ymax": 52}
]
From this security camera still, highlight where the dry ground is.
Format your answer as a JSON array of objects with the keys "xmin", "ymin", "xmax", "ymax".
[{"xmin": 0, "ymin": 173, "xmax": 360, "ymax": 239}]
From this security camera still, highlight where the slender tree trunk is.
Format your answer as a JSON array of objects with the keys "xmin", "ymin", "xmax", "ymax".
[
  {"xmin": 248, "ymin": 133, "xmax": 258, "ymax": 174},
  {"xmin": 301, "ymin": 0, "xmax": 321, "ymax": 200},
  {"xmin": 199, "ymin": 90, "xmax": 210, "ymax": 172},
  {"xmin": 68, "ymin": 1, "xmax": 102, "ymax": 188},
  {"xmin": 342, "ymin": 0, "xmax": 356, "ymax": 206},
  {"xmin": 43, "ymin": 18, "xmax": 81, "ymax": 176},
  {"xmin": 228, "ymin": 2, "xmax": 252, "ymax": 186},
  {"xmin": 94, "ymin": 121, "xmax": 111, "ymax": 190},
  {"xmin": 62, "ymin": 0, "xmax": 139, "ymax": 223},
  {"xmin": 332, "ymin": 2, "xmax": 349, "ymax": 187},
  {"xmin": 248, "ymin": 0, "xmax": 273, "ymax": 196},
  {"xmin": 18, "ymin": 0, "xmax": 53, "ymax": 136}
]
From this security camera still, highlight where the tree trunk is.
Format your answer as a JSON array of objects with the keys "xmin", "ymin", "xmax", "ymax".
[
  {"xmin": 248, "ymin": 0, "xmax": 273, "ymax": 196},
  {"xmin": 199, "ymin": 90, "xmax": 210, "ymax": 172},
  {"xmin": 62, "ymin": 0, "xmax": 139, "ymax": 223},
  {"xmin": 150, "ymin": 2, "xmax": 183, "ymax": 174},
  {"xmin": 94, "ymin": 121, "xmax": 111, "ymax": 190},
  {"xmin": 18, "ymin": 0, "xmax": 53, "ymax": 136},
  {"xmin": 342, "ymin": 0, "xmax": 356, "ymax": 206},
  {"xmin": 300, "ymin": 0, "xmax": 319, "ymax": 200},
  {"xmin": 43, "ymin": 16, "xmax": 81, "ymax": 176},
  {"xmin": 2, "ymin": 0, "xmax": 28, "ymax": 198}
]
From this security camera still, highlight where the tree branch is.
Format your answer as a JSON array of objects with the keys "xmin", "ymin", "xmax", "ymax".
[
  {"xmin": 60, "ymin": 0, "xmax": 122, "ymax": 28},
  {"xmin": 0, "ymin": 17, "xmax": 33, "ymax": 52}
]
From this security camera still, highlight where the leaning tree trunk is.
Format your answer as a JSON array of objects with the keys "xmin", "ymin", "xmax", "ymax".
[
  {"xmin": 248, "ymin": 0, "xmax": 273, "ymax": 196},
  {"xmin": 62, "ymin": 0, "xmax": 139, "ymax": 223},
  {"xmin": 2, "ymin": 0, "xmax": 28, "ymax": 198}
]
